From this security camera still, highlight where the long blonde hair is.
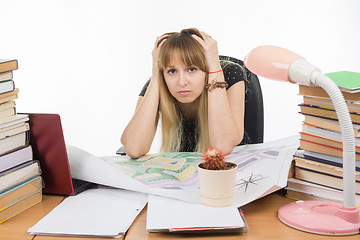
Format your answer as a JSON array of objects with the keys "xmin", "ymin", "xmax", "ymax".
[{"xmin": 157, "ymin": 28, "xmax": 210, "ymax": 152}]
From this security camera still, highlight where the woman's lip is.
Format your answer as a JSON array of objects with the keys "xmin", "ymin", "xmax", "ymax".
[{"xmin": 178, "ymin": 90, "xmax": 191, "ymax": 96}]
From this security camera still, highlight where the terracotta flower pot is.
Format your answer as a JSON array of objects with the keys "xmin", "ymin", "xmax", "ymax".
[{"xmin": 197, "ymin": 162, "xmax": 237, "ymax": 207}]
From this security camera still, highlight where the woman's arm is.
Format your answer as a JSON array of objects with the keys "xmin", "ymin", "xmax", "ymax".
[
  {"xmin": 120, "ymin": 36, "xmax": 165, "ymax": 158},
  {"xmin": 120, "ymin": 80, "xmax": 160, "ymax": 158},
  {"xmin": 208, "ymin": 78, "xmax": 245, "ymax": 154},
  {"xmin": 192, "ymin": 32, "xmax": 244, "ymax": 154}
]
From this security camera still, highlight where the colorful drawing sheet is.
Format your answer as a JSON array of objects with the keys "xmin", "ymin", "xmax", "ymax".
[
  {"xmin": 103, "ymin": 152, "xmax": 202, "ymax": 190},
  {"xmin": 67, "ymin": 136, "xmax": 299, "ymax": 207}
]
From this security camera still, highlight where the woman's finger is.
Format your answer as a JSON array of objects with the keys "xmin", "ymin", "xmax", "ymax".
[
  {"xmin": 154, "ymin": 34, "xmax": 169, "ymax": 47},
  {"xmin": 191, "ymin": 34, "xmax": 205, "ymax": 47},
  {"xmin": 199, "ymin": 31, "xmax": 212, "ymax": 40}
]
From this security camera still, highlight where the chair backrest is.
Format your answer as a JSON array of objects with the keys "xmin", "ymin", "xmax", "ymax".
[{"xmin": 220, "ymin": 55, "xmax": 264, "ymax": 144}]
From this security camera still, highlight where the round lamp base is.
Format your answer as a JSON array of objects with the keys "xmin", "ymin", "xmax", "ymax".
[{"xmin": 278, "ymin": 201, "xmax": 360, "ymax": 236}]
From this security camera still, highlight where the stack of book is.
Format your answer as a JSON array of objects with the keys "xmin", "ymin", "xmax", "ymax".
[
  {"xmin": 0, "ymin": 59, "xmax": 42, "ymax": 224},
  {"xmin": 286, "ymin": 71, "xmax": 360, "ymax": 206}
]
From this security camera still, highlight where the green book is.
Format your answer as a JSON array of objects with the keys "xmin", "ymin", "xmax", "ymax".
[{"xmin": 325, "ymin": 71, "xmax": 360, "ymax": 93}]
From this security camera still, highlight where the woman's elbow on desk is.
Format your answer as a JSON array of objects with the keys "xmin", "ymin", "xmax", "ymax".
[
  {"xmin": 217, "ymin": 143, "xmax": 239, "ymax": 155},
  {"xmin": 212, "ymin": 134, "xmax": 243, "ymax": 155},
  {"xmin": 120, "ymin": 137, "xmax": 150, "ymax": 158},
  {"xmin": 121, "ymin": 145, "xmax": 148, "ymax": 159}
]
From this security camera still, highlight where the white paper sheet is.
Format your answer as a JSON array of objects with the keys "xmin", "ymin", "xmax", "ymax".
[
  {"xmin": 67, "ymin": 135, "xmax": 299, "ymax": 207},
  {"xmin": 146, "ymin": 195, "xmax": 246, "ymax": 231},
  {"xmin": 28, "ymin": 188, "xmax": 147, "ymax": 238}
]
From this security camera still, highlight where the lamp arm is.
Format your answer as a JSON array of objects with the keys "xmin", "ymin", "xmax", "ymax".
[{"xmin": 315, "ymin": 74, "xmax": 356, "ymax": 208}]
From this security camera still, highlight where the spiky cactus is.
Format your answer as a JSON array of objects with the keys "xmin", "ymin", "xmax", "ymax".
[{"xmin": 200, "ymin": 147, "xmax": 226, "ymax": 170}]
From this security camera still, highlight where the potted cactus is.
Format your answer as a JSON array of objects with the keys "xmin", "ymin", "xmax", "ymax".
[{"xmin": 197, "ymin": 147, "xmax": 237, "ymax": 207}]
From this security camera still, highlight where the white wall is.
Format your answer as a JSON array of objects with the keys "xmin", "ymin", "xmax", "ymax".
[{"xmin": 1, "ymin": 0, "xmax": 359, "ymax": 156}]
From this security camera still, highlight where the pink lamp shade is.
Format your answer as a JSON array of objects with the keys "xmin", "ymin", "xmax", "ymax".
[{"xmin": 244, "ymin": 45, "xmax": 304, "ymax": 83}]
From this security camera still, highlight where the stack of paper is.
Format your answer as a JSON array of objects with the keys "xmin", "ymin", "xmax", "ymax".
[
  {"xmin": 28, "ymin": 188, "xmax": 147, "ymax": 238},
  {"xmin": 146, "ymin": 195, "xmax": 247, "ymax": 233}
]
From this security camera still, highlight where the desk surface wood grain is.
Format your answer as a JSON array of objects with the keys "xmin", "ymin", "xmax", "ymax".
[
  {"xmin": 125, "ymin": 192, "xmax": 360, "ymax": 240},
  {"xmin": 0, "ymin": 192, "xmax": 359, "ymax": 240},
  {"xmin": 0, "ymin": 195, "xmax": 65, "ymax": 240}
]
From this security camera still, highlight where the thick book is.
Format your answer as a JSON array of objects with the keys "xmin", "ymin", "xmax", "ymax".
[
  {"xmin": 300, "ymin": 104, "xmax": 360, "ymax": 124},
  {"xmin": 294, "ymin": 156, "xmax": 360, "ymax": 181},
  {"xmin": 301, "ymin": 123, "xmax": 360, "ymax": 146},
  {"xmin": 0, "ymin": 71, "xmax": 13, "ymax": 82},
  {"xmin": 299, "ymin": 84, "xmax": 360, "ymax": 102},
  {"xmin": 0, "ymin": 114, "xmax": 29, "ymax": 129},
  {"xmin": 300, "ymin": 138, "xmax": 360, "ymax": 161},
  {"xmin": 0, "ymin": 122, "xmax": 29, "ymax": 140},
  {"xmin": 0, "ymin": 88, "xmax": 19, "ymax": 104},
  {"xmin": 325, "ymin": 71, "xmax": 360, "ymax": 93},
  {"xmin": 300, "ymin": 124, "xmax": 360, "ymax": 153},
  {"xmin": 302, "ymin": 149, "xmax": 360, "ymax": 171},
  {"xmin": 0, "ymin": 160, "xmax": 41, "ymax": 193},
  {"xmin": 0, "ymin": 59, "xmax": 18, "ymax": 74},
  {"xmin": 0, "ymin": 176, "xmax": 42, "ymax": 212},
  {"xmin": 0, "ymin": 106, "xmax": 16, "ymax": 120},
  {"xmin": 303, "ymin": 96, "xmax": 360, "ymax": 113},
  {"xmin": 0, "ymin": 80, "xmax": 15, "ymax": 95},
  {"xmin": 300, "ymin": 131, "xmax": 360, "ymax": 153},
  {"xmin": 287, "ymin": 189, "xmax": 338, "ymax": 203},
  {"xmin": 146, "ymin": 195, "xmax": 247, "ymax": 233},
  {"xmin": 302, "ymin": 114, "xmax": 360, "ymax": 137},
  {"xmin": 0, "ymin": 101, "xmax": 15, "ymax": 112},
  {"xmin": 0, "ymin": 190, "xmax": 42, "ymax": 224},
  {"xmin": 294, "ymin": 167, "xmax": 360, "ymax": 194},
  {"xmin": 0, "ymin": 145, "xmax": 32, "ymax": 172},
  {"xmin": 0, "ymin": 130, "xmax": 30, "ymax": 156},
  {"xmin": 0, "ymin": 115, "xmax": 30, "ymax": 156},
  {"xmin": 286, "ymin": 178, "xmax": 360, "ymax": 206}
]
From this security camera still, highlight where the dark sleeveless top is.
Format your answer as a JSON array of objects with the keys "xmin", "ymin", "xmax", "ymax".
[{"xmin": 139, "ymin": 59, "xmax": 251, "ymax": 151}]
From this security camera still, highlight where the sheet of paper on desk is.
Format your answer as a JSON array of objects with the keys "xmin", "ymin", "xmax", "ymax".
[
  {"xmin": 67, "ymin": 135, "xmax": 299, "ymax": 207},
  {"xmin": 28, "ymin": 188, "xmax": 147, "ymax": 238},
  {"xmin": 147, "ymin": 194, "xmax": 247, "ymax": 232}
]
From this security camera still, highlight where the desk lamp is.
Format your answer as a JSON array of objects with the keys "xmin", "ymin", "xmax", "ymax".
[{"xmin": 244, "ymin": 45, "xmax": 360, "ymax": 235}]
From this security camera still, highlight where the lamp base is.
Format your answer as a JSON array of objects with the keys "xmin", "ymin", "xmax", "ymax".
[{"xmin": 278, "ymin": 201, "xmax": 360, "ymax": 236}]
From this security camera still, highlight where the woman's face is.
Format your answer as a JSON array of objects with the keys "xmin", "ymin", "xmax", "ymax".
[{"xmin": 163, "ymin": 51, "xmax": 206, "ymax": 104}]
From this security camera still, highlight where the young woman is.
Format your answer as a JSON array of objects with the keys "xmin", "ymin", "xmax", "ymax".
[{"xmin": 121, "ymin": 28, "xmax": 249, "ymax": 158}]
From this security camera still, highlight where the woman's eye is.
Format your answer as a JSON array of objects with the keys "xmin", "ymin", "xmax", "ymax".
[
  {"xmin": 189, "ymin": 67, "xmax": 197, "ymax": 72},
  {"xmin": 168, "ymin": 69, "xmax": 176, "ymax": 74}
]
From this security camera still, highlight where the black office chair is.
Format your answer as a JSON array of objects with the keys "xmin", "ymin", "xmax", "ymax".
[{"xmin": 219, "ymin": 55, "xmax": 264, "ymax": 144}]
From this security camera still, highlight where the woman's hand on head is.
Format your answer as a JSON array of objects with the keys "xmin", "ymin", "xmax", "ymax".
[
  {"xmin": 191, "ymin": 31, "xmax": 221, "ymax": 72},
  {"xmin": 152, "ymin": 34, "xmax": 167, "ymax": 73}
]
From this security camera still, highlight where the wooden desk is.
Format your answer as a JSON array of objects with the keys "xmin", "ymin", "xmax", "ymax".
[
  {"xmin": 0, "ymin": 192, "xmax": 359, "ymax": 240},
  {"xmin": 0, "ymin": 195, "xmax": 65, "ymax": 240},
  {"xmin": 125, "ymin": 192, "xmax": 360, "ymax": 240}
]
